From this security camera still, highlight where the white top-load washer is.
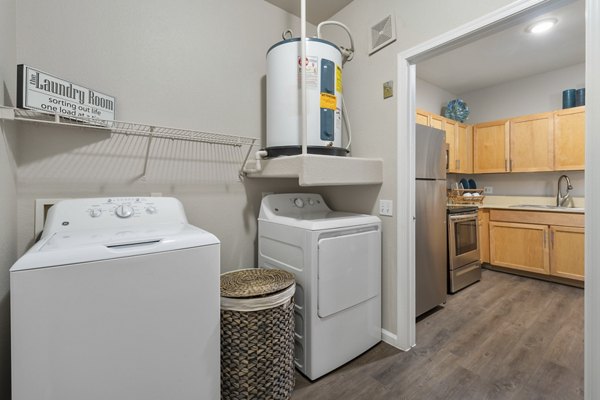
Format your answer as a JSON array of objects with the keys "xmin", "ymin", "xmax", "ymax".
[
  {"xmin": 10, "ymin": 197, "xmax": 220, "ymax": 400},
  {"xmin": 258, "ymin": 193, "xmax": 381, "ymax": 380}
]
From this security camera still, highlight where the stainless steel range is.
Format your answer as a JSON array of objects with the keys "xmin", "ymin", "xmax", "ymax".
[{"xmin": 447, "ymin": 206, "xmax": 481, "ymax": 293}]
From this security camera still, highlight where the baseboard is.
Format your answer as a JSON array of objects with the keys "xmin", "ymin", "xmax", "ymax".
[
  {"xmin": 382, "ymin": 329, "xmax": 416, "ymax": 351},
  {"xmin": 381, "ymin": 328, "xmax": 397, "ymax": 344}
]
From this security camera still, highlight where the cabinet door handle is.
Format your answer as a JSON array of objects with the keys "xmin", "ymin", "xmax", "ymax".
[
  {"xmin": 551, "ymin": 231, "xmax": 554, "ymax": 249},
  {"xmin": 505, "ymin": 159, "xmax": 509, "ymax": 171},
  {"xmin": 457, "ymin": 159, "xmax": 461, "ymax": 170},
  {"xmin": 510, "ymin": 159, "xmax": 513, "ymax": 170},
  {"xmin": 543, "ymin": 231, "xmax": 547, "ymax": 248}
]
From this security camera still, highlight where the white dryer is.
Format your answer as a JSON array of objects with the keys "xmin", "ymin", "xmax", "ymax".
[
  {"xmin": 10, "ymin": 197, "xmax": 220, "ymax": 400},
  {"xmin": 258, "ymin": 193, "xmax": 381, "ymax": 380}
]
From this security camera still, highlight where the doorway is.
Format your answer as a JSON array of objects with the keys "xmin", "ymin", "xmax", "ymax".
[{"xmin": 395, "ymin": 0, "xmax": 599, "ymax": 397}]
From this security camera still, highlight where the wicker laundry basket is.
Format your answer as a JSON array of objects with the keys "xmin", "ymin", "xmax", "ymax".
[{"xmin": 220, "ymin": 268, "xmax": 296, "ymax": 400}]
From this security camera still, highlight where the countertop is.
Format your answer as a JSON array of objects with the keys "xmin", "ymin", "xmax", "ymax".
[{"xmin": 450, "ymin": 195, "xmax": 585, "ymax": 214}]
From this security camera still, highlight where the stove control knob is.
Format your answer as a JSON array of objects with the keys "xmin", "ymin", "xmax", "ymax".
[
  {"xmin": 89, "ymin": 208, "xmax": 102, "ymax": 218},
  {"xmin": 146, "ymin": 206, "xmax": 157, "ymax": 214},
  {"xmin": 115, "ymin": 205, "xmax": 134, "ymax": 218},
  {"xmin": 293, "ymin": 198, "xmax": 305, "ymax": 208}
]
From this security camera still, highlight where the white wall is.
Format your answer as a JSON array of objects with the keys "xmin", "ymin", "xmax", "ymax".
[
  {"xmin": 325, "ymin": 0, "xmax": 516, "ymax": 336},
  {"xmin": 448, "ymin": 171, "xmax": 585, "ymax": 197},
  {"xmin": 460, "ymin": 62, "xmax": 585, "ymax": 123},
  {"xmin": 0, "ymin": 0, "xmax": 17, "ymax": 395},
  {"xmin": 14, "ymin": 0, "xmax": 318, "ymax": 267},
  {"xmin": 416, "ymin": 78, "xmax": 456, "ymax": 115}
]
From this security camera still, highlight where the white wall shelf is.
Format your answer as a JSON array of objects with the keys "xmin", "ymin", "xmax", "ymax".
[
  {"xmin": 243, "ymin": 154, "xmax": 384, "ymax": 186},
  {"xmin": 0, "ymin": 106, "xmax": 260, "ymax": 181}
]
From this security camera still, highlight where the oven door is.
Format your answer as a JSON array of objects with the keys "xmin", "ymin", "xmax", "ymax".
[{"xmin": 448, "ymin": 213, "xmax": 480, "ymax": 269}]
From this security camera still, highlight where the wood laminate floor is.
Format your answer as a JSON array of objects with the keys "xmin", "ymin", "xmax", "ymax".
[{"xmin": 292, "ymin": 269, "xmax": 584, "ymax": 400}]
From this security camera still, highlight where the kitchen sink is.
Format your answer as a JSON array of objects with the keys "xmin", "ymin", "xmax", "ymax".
[{"xmin": 509, "ymin": 204, "xmax": 584, "ymax": 211}]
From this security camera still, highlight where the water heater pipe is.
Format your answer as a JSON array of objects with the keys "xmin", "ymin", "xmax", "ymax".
[
  {"xmin": 300, "ymin": 0, "xmax": 308, "ymax": 155},
  {"xmin": 316, "ymin": 21, "xmax": 355, "ymax": 64},
  {"xmin": 243, "ymin": 150, "xmax": 268, "ymax": 173},
  {"xmin": 342, "ymin": 98, "xmax": 352, "ymax": 150}
]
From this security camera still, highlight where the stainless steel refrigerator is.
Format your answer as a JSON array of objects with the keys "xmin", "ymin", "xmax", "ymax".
[{"xmin": 415, "ymin": 124, "xmax": 447, "ymax": 317}]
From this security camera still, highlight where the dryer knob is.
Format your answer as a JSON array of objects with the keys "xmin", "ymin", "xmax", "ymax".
[
  {"xmin": 89, "ymin": 208, "xmax": 102, "ymax": 218},
  {"xmin": 293, "ymin": 198, "xmax": 305, "ymax": 208},
  {"xmin": 115, "ymin": 205, "xmax": 134, "ymax": 218}
]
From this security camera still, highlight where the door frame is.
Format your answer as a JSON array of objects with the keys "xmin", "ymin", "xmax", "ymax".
[{"xmin": 395, "ymin": 0, "xmax": 598, "ymax": 397}]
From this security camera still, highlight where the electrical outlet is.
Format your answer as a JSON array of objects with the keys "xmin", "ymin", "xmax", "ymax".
[
  {"xmin": 379, "ymin": 199, "xmax": 393, "ymax": 216},
  {"xmin": 484, "ymin": 186, "xmax": 493, "ymax": 194}
]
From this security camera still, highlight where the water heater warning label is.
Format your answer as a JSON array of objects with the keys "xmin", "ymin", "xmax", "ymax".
[
  {"xmin": 320, "ymin": 93, "xmax": 337, "ymax": 110},
  {"xmin": 336, "ymin": 66, "xmax": 343, "ymax": 93},
  {"xmin": 298, "ymin": 56, "xmax": 318, "ymax": 87}
]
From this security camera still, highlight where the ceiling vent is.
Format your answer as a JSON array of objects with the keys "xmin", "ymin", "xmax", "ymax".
[{"xmin": 369, "ymin": 14, "xmax": 396, "ymax": 55}]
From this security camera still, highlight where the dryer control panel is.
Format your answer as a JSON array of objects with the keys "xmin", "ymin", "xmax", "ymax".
[
  {"xmin": 42, "ymin": 197, "xmax": 188, "ymax": 237},
  {"xmin": 259, "ymin": 193, "xmax": 332, "ymax": 220}
]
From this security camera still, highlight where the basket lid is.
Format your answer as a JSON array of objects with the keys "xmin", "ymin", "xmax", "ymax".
[{"xmin": 220, "ymin": 268, "xmax": 295, "ymax": 298}]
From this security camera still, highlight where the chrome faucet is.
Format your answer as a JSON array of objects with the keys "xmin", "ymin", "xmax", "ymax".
[{"xmin": 556, "ymin": 175, "xmax": 573, "ymax": 207}]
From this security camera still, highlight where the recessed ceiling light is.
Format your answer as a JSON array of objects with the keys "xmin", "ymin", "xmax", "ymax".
[{"xmin": 527, "ymin": 18, "xmax": 558, "ymax": 34}]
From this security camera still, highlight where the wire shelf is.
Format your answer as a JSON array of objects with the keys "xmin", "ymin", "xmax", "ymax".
[
  {"xmin": 0, "ymin": 106, "xmax": 260, "ymax": 182},
  {"xmin": 4, "ymin": 107, "xmax": 257, "ymax": 146}
]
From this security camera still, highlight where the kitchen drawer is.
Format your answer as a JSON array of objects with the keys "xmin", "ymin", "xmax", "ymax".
[{"xmin": 489, "ymin": 209, "xmax": 584, "ymax": 227}]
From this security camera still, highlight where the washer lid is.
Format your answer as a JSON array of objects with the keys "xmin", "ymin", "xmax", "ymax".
[{"xmin": 10, "ymin": 223, "xmax": 219, "ymax": 272}]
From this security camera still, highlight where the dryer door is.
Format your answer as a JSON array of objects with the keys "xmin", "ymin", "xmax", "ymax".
[{"xmin": 317, "ymin": 228, "xmax": 381, "ymax": 318}]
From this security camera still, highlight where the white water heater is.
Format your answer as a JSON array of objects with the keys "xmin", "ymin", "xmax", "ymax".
[{"xmin": 266, "ymin": 38, "xmax": 347, "ymax": 157}]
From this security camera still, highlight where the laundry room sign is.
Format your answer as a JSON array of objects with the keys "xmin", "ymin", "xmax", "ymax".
[{"xmin": 17, "ymin": 64, "xmax": 115, "ymax": 121}]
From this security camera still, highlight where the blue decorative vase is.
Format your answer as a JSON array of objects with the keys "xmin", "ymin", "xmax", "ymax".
[
  {"xmin": 444, "ymin": 99, "xmax": 469, "ymax": 123},
  {"xmin": 563, "ymin": 89, "xmax": 576, "ymax": 109},
  {"xmin": 576, "ymin": 88, "xmax": 585, "ymax": 107}
]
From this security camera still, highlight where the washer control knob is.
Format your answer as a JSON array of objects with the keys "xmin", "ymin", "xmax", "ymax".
[
  {"xmin": 115, "ymin": 205, "xmax": 134, "ymax": 218},
  {"xmin": 308, "ymin": 198, "xmax": 315, "ymax": 206},
  {"xmin": 89, "ymin": 208, "xmax": 102, "ymax": 218},
  {"xmin": 293, "ymin": 198, "xmax": 305, "ymax": 208},
  {"xmin": 146, "ymin": 206, "xmax": 157, "ymax": 214}
]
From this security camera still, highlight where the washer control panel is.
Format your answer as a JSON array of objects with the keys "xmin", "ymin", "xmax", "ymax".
[
  {"xmin": 85, "ymin": 197, "xmax": 162, "ymax": 220},
  {"xmin": 42, "ymin": 197, "xmax": 188, "ymax": 236}
]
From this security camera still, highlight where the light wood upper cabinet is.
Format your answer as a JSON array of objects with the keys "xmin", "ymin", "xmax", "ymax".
[
  {"xmin": 473, "ymin": 120, "xmax": 510, "ymax": 173},
  {"xmin": 554, "ymin": 106, "xmax": 585, "ymax": 170},
  {"xmin": 510, "ymin": 112, "xmax": 554, "ymax": 172},
  {"xmin": 416, "ymin": 108, "xmax": 430, "ymax": 126},
  {"xmin": 429, "ymin": 114, "xmax": 445, "ymax": 130},
  {"xmin": 489, "ymin": 221, "xmax": 550, "ymax": 275},
  {"xmin": 445, "ymin": 119, "xmax": 457, "ymax": 173},
  {"xmin": 456, "ymin": 123, "xmax": 473, "ymax": 173},
  {"xmin": 550, "ymin": 226, "xmax": 585, "ymax": 281}
]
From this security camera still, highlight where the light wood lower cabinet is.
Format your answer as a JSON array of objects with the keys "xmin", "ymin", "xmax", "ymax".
[
  {"xmin": 550, "ymin": 226, "xmax": 585, "ymax": 281},
  {"xmin": 478, "ymin": 209, "xmax": 490, "ymax": 263},
  {"xmin": 487, "ymin": 211, "xmax": 585, "ymax": 281},
  {"xmin": 489, "ymin": 222, "xmax": 550, "ymax": 275}
]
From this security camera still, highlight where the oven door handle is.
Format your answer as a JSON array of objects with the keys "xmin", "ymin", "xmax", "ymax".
[{"xmin": 449, "ymin": 214, "xmax": 478, "ymax": 222}]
